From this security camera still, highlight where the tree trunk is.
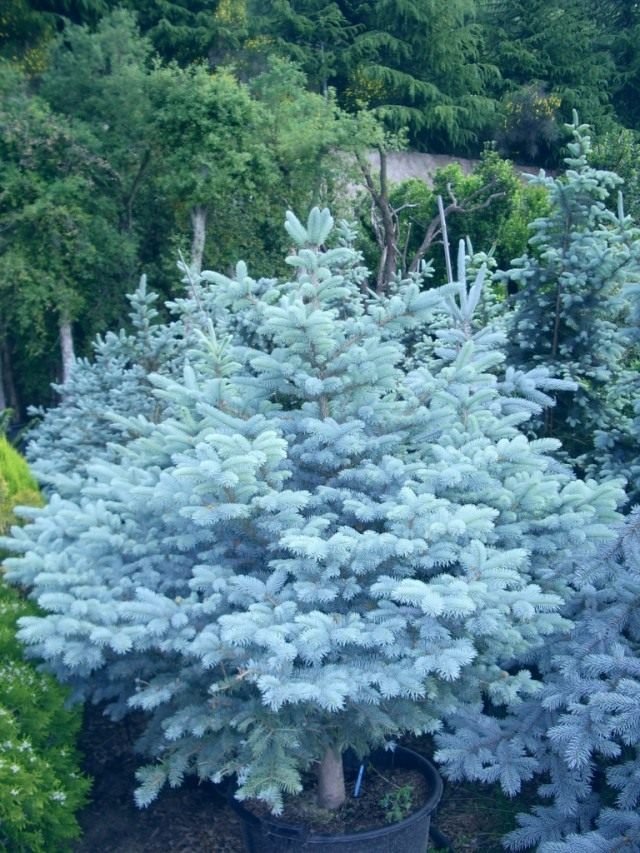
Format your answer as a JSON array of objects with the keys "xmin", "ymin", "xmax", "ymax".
[
  {"xmin": 355, "ymin": 150, "xmax": 399, "ymax": 293},
  {"xmin": 1, "ymin": 337, "xmax": 19, "ymax": 415},
  {"xmin": 59, "ymin": 316, "xmax": 75, "ymax": 385},
  {"xmin": 0, "ymin": 351, "xmax": 7, "ymax": 413},
  {"xmin": 374, "ymin": 150, "xmax": 398, "ymax": 293},
  {"xmin": 190, "ymin": 204, "xmax": 208, "ymax": 277},
  {"xmin": 317, "ymin": 747, "xmax": 346, "ymax": 810},
  {"xmin": 124, "ymin": 148, "xmax": 152, "ymax": 232}
]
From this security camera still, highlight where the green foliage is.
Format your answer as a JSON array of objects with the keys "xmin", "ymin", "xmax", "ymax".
[
  {"xmin": 148, "ymin": 58, "xmax": 366, "ymax": 275},
  {"xmin": 341, "ymin": 0, "xmax": 497, "ymax": 152},
  {"xmin": 355, "ymin": 147, "xmax": 549, "ymax": 284},
  {"xmin": 0, "ymin": 0, "xmax": 54, "ymax": 74},
  {"xmin": 591, "ymin": 126, "xmax": 640, "ymax": 220},
  {"xmin": 0, "ymin": 410, "xmax": 13, "ymax": 437},
  {"xmin": 249, "ymin": 0, "xmax": 356, "ymax": 94},
  {"xmin": 0, "ymin": 437, "xmax": 42, "ymax": 537},
  {"xmin": 252, "ymin": 0, "xmax": 497, "ymax": 152},
  {"xmin": 602, "ymin": 0, "xmax": 640, "ymax": 129},
  {"xmin": 496, "ymin": 182, "xmax": 550, "ymax": 271},
  {"xmin": 0, "ymin": 58, "xmax": 137, "ymax": 410},
  {"xmin": 431, "ymin": 147, "xmax": 547, "ymax": 269},
  {"xmin": 250, "ymin": 57, "xmax": 365, "ymax": 212},
  {"xmin": 496, "ymin": 84, "xmax": 563, "ymax": 166},
  {"xmin": 122, "ymin": 0, "xmax": 247, "ymax": 66},
  {"xmin": 379, "ymin": 782, "xmax": 414, "ymax": 824},
  {"xmin": 0, "ymin": 583, "xmax": 90, "ymax": 853},
  {"xmin": 5, "ymin": 0, "xmax": 640, "ymax": 424},
  {"xmin": 482, "ymin": 0, "xmax": 617, "ymax": 154},
  {"xmin": 0, "ymin": 445, "xmax": 89, "ymax": 852},
  {"xmin": 149, "ymin": 62, "xmax": 264, "ymax": 265},
  {"xmin": 1, "ymin": 11, "xmax": 372, "ymax": 413},
  {"xmin": 38, "ymin": 10, "xmax": 168, "ymax": 285}
]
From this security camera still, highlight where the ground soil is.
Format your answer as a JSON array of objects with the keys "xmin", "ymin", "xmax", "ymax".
[
  {"xmin": 72, "ymin": 705, "xmax": 518, "ymax": 853},
  {"xmin": 243, "ymin": 765, "xmax": 429, "ymax": 835}
]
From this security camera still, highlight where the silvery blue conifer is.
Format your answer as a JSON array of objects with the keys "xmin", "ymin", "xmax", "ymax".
[
  {"xmin": 26, "ymin": 277, "xmax": 180, "ymax": 493},
  {"xmin": 439, "ymin": 509, "xmax": 640, "ymax": 851},
  {"xmin": 3, "ymin": 210, "xmax": 623, "ymax": 813},
  {"xmin": 503, "ymin": 116, "xmax": 640, "ymax": 463},
  {"xmin": 589, "ymin": 269, "xmax": 640, "ymax": 504}
]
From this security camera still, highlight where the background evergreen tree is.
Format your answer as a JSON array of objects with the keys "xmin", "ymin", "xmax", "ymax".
[
  {"xmin": 119, "ymin": 0, "xmax": 247, "ymax": 67},
  {"xmin": 249, "ymin": 0, "xmax": 497, "ymax": 152},
  {"xmin": 593, "ymin": 0, "xmax": 640, "ymax": 130},
  {"xmin": 25, "ymin": 277, "xmax": 181, "ymax": 493},
  {"xmin": 503, "ymin": 118, "xmax": 640, "ymax": 463},
  {"xmin": 481, "ymin": 0, "xmax": 616, "ymax": 161},
  {"xmin": 40, "ymin": 10, "xmax": 157, "ymax": 237},
  {"xmin": 249, "ymin": 0, "xmax": 356, "ymax": 95},
  {"xmin": 340, "ymin": 0, "xmax": 497, "ymax": 152}
]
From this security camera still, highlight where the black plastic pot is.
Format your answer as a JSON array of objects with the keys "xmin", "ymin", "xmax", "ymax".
[{"xmin": 229, "ymin": 746, "xmax": 443, "ymax": 853}]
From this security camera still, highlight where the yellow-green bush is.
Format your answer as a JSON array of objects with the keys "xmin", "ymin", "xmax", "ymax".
[
  {"xmin": 0, "ymin": 435, "xmax": 43, "ymax": 536},
  {"xmin": 1, "ymin": 440, "xmax": 91, "ymax": 851}
]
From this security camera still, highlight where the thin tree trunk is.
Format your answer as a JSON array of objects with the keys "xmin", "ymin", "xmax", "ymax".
[
  {"xmin": 1, "ymin": 337, "xmax": 19, "ymax": 413},
  {"xmin": 59, "ymin": 316, "xmax": 75, "ymax": 385},
  {"xmin": 355, "ymin": 149, "xmax": 398, "ymax": 293},
  {"xmin": 190, "ymin": 204, "xmax": 208, "ymax": 277},
  {"xmin": 0, "ymin": 348, "xmax": 7, "ymax": 413},
  {"xmin": 124, "ymin": 148, "xmax": 152, "ymax": 231},
  {"xmin": 375, "ymin": 150, "xmax": 398, "ymax": 292},
  {"xmin": 317, "ymin": 747, "xmax": 346, "ymax": 810},
  {"xmin": 438, "ymin": 195, "xmax": 454, "ymax": 284}
]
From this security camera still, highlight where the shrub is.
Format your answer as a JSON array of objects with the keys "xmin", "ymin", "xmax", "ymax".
[
  {"xmin": 0, "ymin": 443, "xmax": 90, "ymax": 852},
  {"xmin": 0, "ymin": 435, "xmax": 42, "ymax": 535}
]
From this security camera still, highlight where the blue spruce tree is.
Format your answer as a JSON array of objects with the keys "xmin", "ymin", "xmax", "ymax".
[
  {"xmin": 2, "ymin": 210, "xmax": 622, "ymax": 813},
  {"xmin": 26, "ymin": 277, "xmax": 181, "ymax": 492},
  {"xmin": 438, "ymin": 508, "xmax": 640, "ymax": 851},
  {"xmin": 588, "ymin": 270, "xmax": 640, "ymax": 505},
  {"xmin": 503, "ymin": 116, "xmax": 640, "ymax": 463}
]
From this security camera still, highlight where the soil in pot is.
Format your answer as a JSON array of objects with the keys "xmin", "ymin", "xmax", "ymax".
[{"xmin": 243, "ymin": 763, "xmax": 430, "ymax": 835}]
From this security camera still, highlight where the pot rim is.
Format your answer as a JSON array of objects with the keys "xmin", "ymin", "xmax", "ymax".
[{"xmin": 229, "ymin": 745, "xmax": 443, "ymax": 843}]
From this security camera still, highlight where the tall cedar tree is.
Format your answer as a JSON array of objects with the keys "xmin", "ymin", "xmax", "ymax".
[
  {"xmin": 253, "ymin": 0, "xmax": 496, "ymax": 152},
  {"xmin": 481, "ymin": 0, "xmax": 616, "ymax": 133}
]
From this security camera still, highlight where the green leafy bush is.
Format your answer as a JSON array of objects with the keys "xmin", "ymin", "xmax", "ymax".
[
  {"xmin": 1, "ymin": 442, "xmax": 90, "ymax": 852},
  {"xmin": 0, "ymin": 436, "xmax": 42, "ymax": 536}
]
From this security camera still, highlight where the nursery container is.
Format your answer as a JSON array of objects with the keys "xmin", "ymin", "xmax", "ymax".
[{"xmin": 230, "ymin": 746, "xmax": 443, "ymax": 853}]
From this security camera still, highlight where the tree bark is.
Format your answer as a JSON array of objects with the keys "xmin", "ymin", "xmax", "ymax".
[
  {"xmin": 356, "ymin": 149, "xmax": 398, "ymax": 294},
  {"xmin": 376, "ymin": 151, "xmax": 398, "ymax": 292},
  {"xmin": 124, "ymin": 148, "xmax": 152, "ymax": 232},
  {"xmin": 0, "ymin": 349, "xmax": 7, "ymax": 413},
  {"xmin": 317, "ymin": 747, "xmax": 346, "ymax": 810},
  {"xmin": 190, "ymin": 204, "xmax": 208, "ymax": 277},
  {"xmin": 1, "ymin": 337, "xmax": 19, "ymax": 414},
  {"xmin": 59, "ymin": 316, "xmax": 75, "ymax": 385}
]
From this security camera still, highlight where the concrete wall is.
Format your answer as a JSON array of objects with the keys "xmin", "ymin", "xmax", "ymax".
[{"xmin": 365, "ymin": 151, "xmax": 543, "ymax": 187}]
